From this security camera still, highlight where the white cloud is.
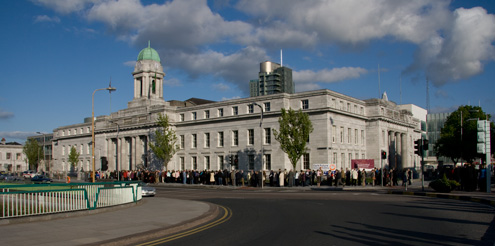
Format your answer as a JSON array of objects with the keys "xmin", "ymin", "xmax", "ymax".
[
  {"xmin": 212, "ymin": 83, "xmax": 230, "ymax": 91},
  {"xmin": 236, "ymin": 0, "xmax": 450, "ymax": 45},
  {"xmin": 34, "ymin": 15, "xmax": 60, "ymax": 23},
  {"xmin": 0, "ymin": 109, "xmax": 14, "ymax": 120},
  {"xmin": 295, "ymin": 83, "xmax": 321, "ymax": 93},
  {"xmin": 34, "ymin": 0, "xmax": 495, "ymax": 91},
  {"xmin": 124, "ymin": 60, "xmax": 136, "ymax": 67},
  {"xmin": 294, "ymin": 67, "xmax": 368, "ymax": 84},
  {"xmin": 163, "ymin": 78, "xmax": 182, "ymax": 87},
  {"xmin": 31, "ymin": 0, "xmax": 97, "ymax": 14},
  {"xmin": 0, "ymin": 131, "xmax": 36, "ymax": 141},
  {"xmin": 221, "ymin": 96, "xmax": 241, "ymax": 101}
]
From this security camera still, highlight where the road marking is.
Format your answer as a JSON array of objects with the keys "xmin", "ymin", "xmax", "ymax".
[{"xmin": 136, "ymin": 205, "xmax": 232, "ymax": 246}]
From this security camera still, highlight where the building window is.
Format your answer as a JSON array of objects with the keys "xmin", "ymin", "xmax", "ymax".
[
  {"xmin": 341, "ymin": 153, "xmax": 345, "ymax": 168},
  {"xmin": 205, "ymin": 133, "xmax": 210, "ymax": 148},
  {"xmin": 180, "ymin": 135, "xmax": 184, "ymax": 149},
  {"xmin": 303, "ymin": 153, "xmax": 310, "ymax": 170},
  {"xmin": 192, "ymin": 112, "xmax": 197, "ymax": 120},
  {"xmin": 355, "ymin": 129, "xmax": 358, "ymax": 145},
  {"xmin": 360, "ymin": 107, "xmax": 364, "ymax": 115},
  {"xmin": 218, "ymin": 156, "xmax": 224, "ymax": 170},
  {"xmin": 248, "ymin": 104, "xmax": 254, "ymax": 114},
  {"xmin": 264, "ymin": 154, "xmax": 271, "ymax": 170},
  {"xmin": 205, "ymin": 156, "xmax": 210, "ymax": 170},
  {"xmin": 192, "ymin": 134, "xmax": 197, "ymax": 148},
  {"xmin": 348, "ymin": 128, "xmax": 351, "ymax": 144},
  {"xmin": 62, "ymin": 145, "xmax": 65, "ymax": 156},
  {"xmin": 218, "ymin": 132, "xmax": 224, "ymax": 147},
  {"xmin": 248, "ymin": 129, "xmax": 254, "ymax": 145},
  {"xmin": 180, "ymin": 157, "xmax": 185, "ymax": 170},
  {"xmin": 218, "ymin": 108, "xmax": 223, "ymax": 117},
  {"xmin": 264, "ymin": 102, "xmax": 270, "ymax": 112},
  {"xmin": 349, "ymin": 153, "xmax": 352, "ymax": 167},
  {"xmin": 232, "ymin": 130, "xmax": 239, "ymax": 146},
  {"xmin": 347, "ymin": 103, "xmax": 351, "ymax": 112},
  {"xmin": 301, "ymin": 99, "xmax": 309, "ymax": 110},
  {"xmin": 180, "ymin": 114, "xmax": 184, "ymax": 122},
  {"xmin": 333, "ymin": 152, "xmax": 337, "ymax": 165},
  {"xmin": 332, "ymin": 125, "xmax": 336, "ymax": 143},
  {"xmin": 205, "ymin": 110, "xmax": 210, "ymax": 119},
  {"xmin": 16, "ymin": 153, "xmax": 21, "ymax": 160},
  {"xmin": 264, "ymin": 128, "xmax": 271, "ymax": 144},
  {"xmin": 361, "ymin": 130, "xmax": 365, "ymax": 145},
  {"xmin": 87, "ymin": 127, "xmax": 90, "ymax": 133},
  {"xmin": 192, "ymin": 156, "xmax": 197, "ymax": 170},
  {"xmin": 340, "ymin": 127, "xmax": 344, "ymax": 143},
  {"xmin": 248, "ymin": 154, "xmax": 255, "ymax": 170},
  {"xmin": 6, "ymin": 153, "xmax": 11, "ymax": 160},
  {"xmin": 232, "ymin": 106, "xmax": 238, "ymax": 116}
]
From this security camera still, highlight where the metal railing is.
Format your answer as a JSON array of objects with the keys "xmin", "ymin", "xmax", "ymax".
[{"xmin": 0, "ymin": 181, "xmax": 142, "ymax": 219}]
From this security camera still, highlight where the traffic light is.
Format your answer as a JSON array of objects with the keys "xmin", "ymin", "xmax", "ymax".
[
  {"xmin": 381, "ymin": 150, "xmax": 387, "ymax": 159},
  {"xmin": 414, "ymin": 139, "xmax": 422, "ymax": 156}
]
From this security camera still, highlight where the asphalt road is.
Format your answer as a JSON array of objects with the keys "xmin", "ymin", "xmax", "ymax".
[{"xmin": 141, "ymin": 187, "xmax": 495, "ymax": 246}]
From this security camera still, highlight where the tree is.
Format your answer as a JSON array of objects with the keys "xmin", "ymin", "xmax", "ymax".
[
  {"xmin": 273, "ymin": 108, "xmax": 314, "ymax": 170},
  {"xmin": 149, "ymin": 113, "xmax": 178, "ymax": 170},
  {"xmin": 23, "ymin": 138, "xmax": 41, "ymax": 170},
  {"xmin": 434, "ymin": 105, "xmax": 493, "ymax": 165},
  {"xmin": 68, "ymin": 146, "xmax": 80, "ymax": 171}
]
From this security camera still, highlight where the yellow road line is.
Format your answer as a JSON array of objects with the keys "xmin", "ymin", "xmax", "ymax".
[{"xmin": 137, "ymin": 205, "xmax": 232, "ymax": 246}]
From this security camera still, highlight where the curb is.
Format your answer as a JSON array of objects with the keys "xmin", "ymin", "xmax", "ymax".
[
  {"xmin": 90, "ymin": 202, "xmax": 221, "ymax": 246},
  {"xmin": 387, "ymin": 190, "xmax": 495, "ymax": 207}
]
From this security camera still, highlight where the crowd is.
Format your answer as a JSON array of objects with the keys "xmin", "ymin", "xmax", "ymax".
[{"xmin": 49, "ymin": 163, "xmax": 491, "ymax": 192}]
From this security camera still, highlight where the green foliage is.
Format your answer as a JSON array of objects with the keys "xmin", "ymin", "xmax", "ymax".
[
  {"xmin": 68, "ymin": 146, "xmax": 80, "ymax": 168},
  {"xmin": 273, "ymin": 108, "xmax": 314, "ymax": 170},
  {"xmin": 428, "ymin": 174, "xmax": 460, "ymax": 193},
  {"xmin": 149, "ymin": 113, "xmax": 178, "ymax": 170},
  {"xmin": 433, "ymin": 105, "xmax": 492, "ymax": 164},
  {"xmin": 23, "ymin": 139, "xmax": 41, "ymax": 170}
]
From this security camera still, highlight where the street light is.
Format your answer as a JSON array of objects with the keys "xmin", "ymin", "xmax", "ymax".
[
  {"xmin": 92, "ymin": 86, "xmax": 116, "ymax": 183},
  {"xmin": 250, "ymin": 102, "xmax": 264, "ymax": 188}
]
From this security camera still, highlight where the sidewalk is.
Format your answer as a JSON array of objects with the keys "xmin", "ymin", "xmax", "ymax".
[
  {"xmin": 0, "ymin": 179, "xmax": 493, "ymax": 246},
  {"xmin": 0, "ymin": 197, "xmax": 216, "ymax": 246}
]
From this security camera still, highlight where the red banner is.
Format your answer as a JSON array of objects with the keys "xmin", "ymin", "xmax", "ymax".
[{"xmin": 351, "ymin": 159, "xmax": 375, "ymax": 169}]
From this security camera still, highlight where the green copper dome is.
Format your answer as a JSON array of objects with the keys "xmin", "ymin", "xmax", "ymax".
[{"xmin": 137, "ymin": 41, "xmax": 161, "ymax": 62}]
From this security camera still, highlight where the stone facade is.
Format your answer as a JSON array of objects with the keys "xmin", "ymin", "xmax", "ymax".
[{"xmin": 50, "ymin": 45, "xmax": 425, "ymax": 174}]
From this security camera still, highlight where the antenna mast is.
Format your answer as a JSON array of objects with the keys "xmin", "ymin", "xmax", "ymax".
[{"xmin": 280, "ymin": 49, "xmax": 283, "ymax": 67}]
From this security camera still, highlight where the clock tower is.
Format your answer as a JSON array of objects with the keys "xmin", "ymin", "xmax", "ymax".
[{"xmin": 128, "ymin": 41, "xmax": 166, "ymax": 108}]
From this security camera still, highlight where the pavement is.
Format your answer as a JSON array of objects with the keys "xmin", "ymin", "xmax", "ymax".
[{"xmin": 0, "ymin": 179, "xmax": 494, "ymax": 246}]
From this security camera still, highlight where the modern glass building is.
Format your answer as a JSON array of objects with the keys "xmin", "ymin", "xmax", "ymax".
[{"xmin": 250, "ymin": 61, "xmax": 294, "ymax": 97}]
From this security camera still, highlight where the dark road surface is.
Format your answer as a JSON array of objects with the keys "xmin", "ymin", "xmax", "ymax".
[{"xmin": 140, "ymin": 187, "xmax": 495, "ymax": 246}]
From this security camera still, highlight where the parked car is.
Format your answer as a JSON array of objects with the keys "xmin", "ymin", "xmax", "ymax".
[
  {"xmin": 23, "ymin": 170, "xmax": 37, "ymax": 179},
  {"xmin": 141, "ymin": 184, "xmax": 156, "ymax": 197},
  {"xmin": 31, "ymin": 175, "xmax": 52, "ymax": 183}
]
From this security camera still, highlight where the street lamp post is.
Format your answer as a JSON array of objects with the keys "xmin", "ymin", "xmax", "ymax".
[
  {"xmin": 92, "ymin": 86, "xmax": 116, "ymax": 183},
  {"xmin": 251, "ymin": 102, "xmax": 264, "ymax": 188}
]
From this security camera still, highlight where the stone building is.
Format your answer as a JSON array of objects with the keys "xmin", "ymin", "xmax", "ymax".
[
  {"xmin": 50, "ymin": 44, "xmax": 425, "ymax": 174},
  {"xmin": 0, "ymin": 138, "xmax": 27, "ymax": 172}
]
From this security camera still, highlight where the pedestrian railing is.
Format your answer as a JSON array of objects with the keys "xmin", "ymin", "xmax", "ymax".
[{"xmin": 0, "ymin": 181, "xmax": 142, "ymax": 219}]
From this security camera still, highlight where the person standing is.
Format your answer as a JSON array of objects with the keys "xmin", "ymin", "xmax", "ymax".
[
  {"xmin": 279, "ymin": 169, "xmax": 285, "ymax": 187},
  {"xmin": 316, "ymin": 168, "xmax": 322, "ymax": 187},
  {"xmin": 288, "ymin": 169, "xmax": 295, "ymax": 187}
]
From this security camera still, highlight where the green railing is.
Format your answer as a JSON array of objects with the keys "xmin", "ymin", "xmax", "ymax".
[{"xmin": 0, "ymin": 181, "xmax": 142, "ymax": 219}]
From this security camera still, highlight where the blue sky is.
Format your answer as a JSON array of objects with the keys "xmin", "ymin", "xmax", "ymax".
[{"xmin": 1, "ymin": 0, "xmax": 494, "ymax": 143}]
